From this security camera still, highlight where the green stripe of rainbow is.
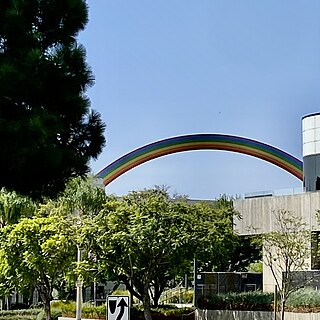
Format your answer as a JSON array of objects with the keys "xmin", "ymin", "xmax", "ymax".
[{"xmin": 96, "ymin": 134, "xmax": 303, "ymax": 186}]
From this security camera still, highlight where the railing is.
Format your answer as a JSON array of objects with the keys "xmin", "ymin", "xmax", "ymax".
[
  {"xmin": 242, "ymin": 187, "xmax": 305, "ymax": 199},
  {"xmin": 159, "ymin": 286, "xmax": 192, "ymax": 305}
]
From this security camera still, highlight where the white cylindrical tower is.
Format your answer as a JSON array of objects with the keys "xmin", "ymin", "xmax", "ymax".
[{"xmin": 302, "ymin": 112, "xmax": 320, "ymax": 192}]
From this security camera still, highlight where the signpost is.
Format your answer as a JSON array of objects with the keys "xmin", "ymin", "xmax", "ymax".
[{"xmin": 107, "ymin": 295, "xmax": 130, "ymax": 320}]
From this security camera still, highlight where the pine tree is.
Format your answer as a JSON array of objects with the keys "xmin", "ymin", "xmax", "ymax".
[{"xmin": 0, "ymin": 0, "xmax": 105, "ymax": 198}]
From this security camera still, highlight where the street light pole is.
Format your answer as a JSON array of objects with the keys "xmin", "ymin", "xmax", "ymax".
[
  {"xmin": 193, "ymin": 258, "xmax": 198, "ymax": 307},
  {"xmin": 76, "ymin": 246, "xmax": 83, "ymax": 320}
]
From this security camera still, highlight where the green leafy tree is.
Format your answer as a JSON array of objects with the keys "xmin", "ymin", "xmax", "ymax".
[
  {"xmin": 37, "ymin": 176, "xmax": 108, "ymax": 297},
  {"xmin": 0, "ymin": 188, "xmax": 36, "ymax": 306},
  {"xmin": 82, "ymin": 188, "xmax": 237, "ymax": 320},
  {"xmin": 200, "ymin": 234, "xmax": 262, "ymax": 272},
  {"xmin": 59, "ymin": 176, "xmax": 107, "ymax": 218},
  {"xmin": 0, "ymin": 188, "xmax": 36, "ymax": 228},
  {"xmin": 0, "ymin": 0, "xmax": 105, "ymax": 198},
  {"xmin": 0, "ymin": 216, "xmax": 76, "ymax": 320},
  {"xmin": 262, "ymin": 209, "xmax": 310, "ymax": 320}
]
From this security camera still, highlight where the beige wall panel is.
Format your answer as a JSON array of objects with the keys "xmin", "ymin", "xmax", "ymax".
[{"xmin": 234, "ymin": 192, "xmax": 320, "ymax": 235}]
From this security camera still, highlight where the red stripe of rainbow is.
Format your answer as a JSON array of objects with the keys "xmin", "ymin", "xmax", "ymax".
[{"xmin": 96, "ymin": 134, "xmax": 303, "ymax": 186}]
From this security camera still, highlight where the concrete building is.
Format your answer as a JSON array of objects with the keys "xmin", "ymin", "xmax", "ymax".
[
  {"xmin": 233, "ymin": 191, "xmax": 320, "ymax": 291},
  {"xmin": 233, "ymin": 112, "xmax": 320, "ymax": 292}
]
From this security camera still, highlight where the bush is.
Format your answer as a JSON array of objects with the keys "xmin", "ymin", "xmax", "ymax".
[
  {"xmin": 47, "ymin": 300, "xmax": 194, "ymax": 320},
  {"xmin": 197, "ymin": 291, "xmax": 274, "ymax": 311},
  {"xmin": 287, "ymin": 287, "xmax": 320, "ymax": 308},
  {"xmin": 111, "ymin": 290, "xmax": 130, "ymax": 296},
  {"xmin": 161, "ymin": 290, "xmax": 193, "ymax": 304},
  {"xmin": 152, "ymin": 306, "xmax": 194, "ymax": 316},
  {"xmin": 82, "ymin": 305, "xmax": 105, "ymax": 319},
  {"xmin": 36, "ymin": 308, "xmax": 62, "ymax": 320},
  {"xmin": 130, "ymin": 306, "xmax": 194, "ymax": 320},
  {"xmin": 50, "ymin": 301, "xmax": 106, "ymax": 319},
  {"xmin": 50, "ymin": 301, "xmax": 75, "ymax": 318},
  {"xmin": 0, "ymin": 309, "xmax": 42, "ymax": 320}
]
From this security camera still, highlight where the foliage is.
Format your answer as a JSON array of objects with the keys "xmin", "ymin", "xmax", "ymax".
[
  {"xmin": 52, "ymin": 302, "xmax": 194, "ymax": 320},
  {"xmin": 0, "ymin": 188, "xmax": 36, "ymax": 228},
  {"xmin": 81, "ymin": 188, "xmax": 237, "ymax": 320},
  {"xmin": 261, "ymin": 209, "xmax": 310, "ymax": 320},
  {"xmin": 191, "ymin": 197, "xmax": 238, "ymax": 267},
  {"xmin": 286, "ymin": 287, "xmax": 320, "ymax": 308},
  {"xmin": 58, "ymin": 176, "xmax": 107, "ymax": 282},
  {"xmin": 36, "ymin": 309, "xmax": 62, "ymax": 320},
  {"xmin": 82, "ymin": 305, "xmax": 105, "ymax": 319},
  {"xmin": 160, "ymin": 289, "xmax": 193, "ymax": 304},
  {"xmin": 69, "ymin": 177, "xmax": 108, "ymax": 290},
  {"xmin": 0, "ymin": 0, "xmax": 106, "ymax": 199},
  {"xmin": 50, "ymin": 301, "xmax": 76, "ymax": 318},
  {"xmin": 197, "ymin": 291, "xmax": 274, "ymax": 311},
  {"xmin": 226, "ymin": 235, "xmax": 262, "ymax": 272},
  {"xmin": 52, "ymin": 301, "xmax": 105, "ymax": 319},
  {"xmin": 198, "ymin": 197, "xmax": 262, "ymax": 272},
  {"xmin": 192, "ymin": 287, "xmax": 320, "ymax": 312},
  {"xmin": 111, "ymin": 289, "xmax": 131, "ymax": 296},
  {"xmin": 191, "ymin": 199, "xmax": 262, "ymax": 274},
  {"xmin": 199, "ymin": 234, "xmax": 262, "ymax": 272},
  {"xmin": 0, "ymin": 309, "xmax": 41, "ymax": 320},
  {"xmin": 58, "ymin": 176, "xmax": 107, "ymax": 218},
  {"xmin": 150, "ymin": 306, "xmax": 194, "ymax": 317},
  {"xmin": 0, "ymin": 216, "xmax": 76, "ymax": 320},
  {"xmin": 247, "ymin": 261, "xmax": 263, "ymax": 273}
]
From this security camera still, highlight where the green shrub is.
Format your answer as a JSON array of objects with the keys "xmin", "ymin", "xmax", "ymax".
[
  {"xmin": 0, "ymin": 309, "xmax": 42, "ymax": 317},
  {"xmin": 50, "ymin": 301, "xmax": 75, "ymax": 317},
  {"xmin": 82, "ymin": 305, "xmax": 105, "ymax": 319},
  {"xmin": 45, "ymin": 301, "xmax": 193, "ymax": 320},
  {"xmin": 247, "ymin": 262, "xmax": 263, "ymax": 273},
  {"xmin": 0, "ymin": 315, "xmax": 36, "ymax": 320},
  {"xmin": 0, "ymin": 309, "xmax": 42, "ymax": 320},
  {"xmin": 287, "ymin": 287, "xmax": 320, "ymax": 308},
  {"xmin": 111, "ymin": 290, "xmax": 130, "ymax": 296},
  {"xmin": 161, "ymin": 289, "xmax": 193, "ymax": 304},
  {"xmin": 152, "ymin": 306, "xmax": 194, "ymax": 316},
  {"xmin": 51, "ymin": 301, "xmax": 106, "ymax": 319},
  {"xmin": 129, "ymin": 306, "xmax": 194, "ymax": 320},
  {"xmin": 197, "ymin": 291, "xmax": 274, "ymax": 311},
  {"xmin": 51, "ymin": 300, "xmax": 75, "ymax": 310},
  {"xmin": 36, "ymin": 308, "xmax": 62, "ymax": 320}
]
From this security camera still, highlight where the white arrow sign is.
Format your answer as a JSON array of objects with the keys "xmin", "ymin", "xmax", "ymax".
[{"xmin": 107, "ymin": 295, "xmax": 130, "ymax": 320}]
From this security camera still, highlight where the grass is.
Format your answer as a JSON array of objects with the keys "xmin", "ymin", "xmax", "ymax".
[{"xmin": 287, "ymin": 287, "xmax": 320, "ymax": 308}]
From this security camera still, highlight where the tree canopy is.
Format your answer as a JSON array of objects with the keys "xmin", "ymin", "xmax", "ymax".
[
  {"xmin": 0, "ymin": 176, "xmax": 107, "ymax": 319},
  {"xmin": 0, "ymin": 0, "xmax": 105, "ymax": 198},
  {"xmin": 0, "ymin": 215, "xmax": 76, "ymax": 320},
  {"xmin": 81, "ymin": 188, "xmax": 237, "ymax": 320},
  {"xmin": 0, "ymin": 187, "xmax": 36, "ymax": 228}
]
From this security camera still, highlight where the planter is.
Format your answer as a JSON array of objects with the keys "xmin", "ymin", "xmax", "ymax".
[{"xmin": 195, "ymin": 309, "xmax": 320, "ymax": 320}]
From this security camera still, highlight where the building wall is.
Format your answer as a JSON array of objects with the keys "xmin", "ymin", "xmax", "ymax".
[
  {"xmin": 234, "ymin": 191, "xmax": 320, "ymax": 235},
  {"xmin": 233, "ymin": 191, "xmax": 320, "ymax": 291}
]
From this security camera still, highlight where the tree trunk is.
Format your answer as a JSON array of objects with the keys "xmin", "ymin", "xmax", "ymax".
[
  {"xmin": 281, "ymin": 298, "xmax": 285, "ymax": 320},
  {"xmin": 152, "ymin": 280, "xmax": 166, "ymax": 307},
  {"xmin": 142, "ymin": 289, "xmax": 152, "ymax": 320},
  {"xmin": 37, "ymin": 285, "xmax": 52, "ymax": 320},
  {"xmin": 44, "ymin": 300, "xmax": 51, "ymax": 320}
]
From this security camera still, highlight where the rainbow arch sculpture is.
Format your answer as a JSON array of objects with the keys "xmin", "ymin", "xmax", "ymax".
[{"xmin": 96, "ymin": 134, "xmax": 303, "ymax": 186}]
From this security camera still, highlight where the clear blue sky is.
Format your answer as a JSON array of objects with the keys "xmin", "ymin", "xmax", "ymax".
[{"xmin": 79, "ymin": 1, "xmax": 320, "ymax": 199}]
